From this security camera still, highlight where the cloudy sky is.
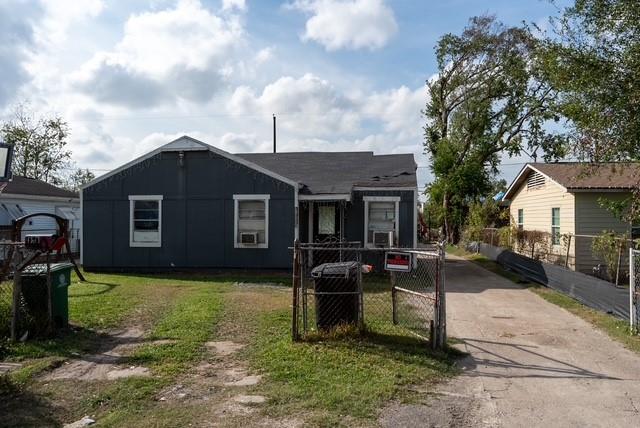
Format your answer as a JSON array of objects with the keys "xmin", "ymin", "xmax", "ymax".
[{"xmin": 0, "ymin": 0, "xmax": 570, "ymax": 190}]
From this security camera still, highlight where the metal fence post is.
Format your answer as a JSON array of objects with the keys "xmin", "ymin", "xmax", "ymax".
[
  {"xmin": 631, "ymin": 248, "xmax": 636, "ymax": 333},
  {"xmin": 357, "ymin": 251, "xmax": 365, "ymax": 333},
  {"xmin": 391, "ymin": 271, "xmax": 398, "ymax": 324},
  {"xmin": 439, "ymin": 242, "xmax": 447, "ymax": 348},
  {"xmin": 10, "ymin": 249, "xmax": 23, "ymax": 342},
  {"xmin": 292, "ymin": 240, "xmax": 300, "ymax": 341}
]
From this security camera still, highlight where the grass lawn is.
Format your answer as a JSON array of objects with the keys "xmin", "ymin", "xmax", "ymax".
[
  {"xmin": 448, "ymin": 245, "xmax": 640, "ymax": 355},
  {"xmin": 1, "ymin": 270, "xmax": 458, "ymax": 427}
]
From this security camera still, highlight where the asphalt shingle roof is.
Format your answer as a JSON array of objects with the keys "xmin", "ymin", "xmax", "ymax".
[
  {"xmin": 531, "ymin": 162, "xmax": 640, "ymax": 190},
  {"xmin": 0, "ymin": 176, "xmax": 78, "ymax": 199},
  {"xmin": 237, "ymin": 151, "xmax": 417, "ymax": 194}
]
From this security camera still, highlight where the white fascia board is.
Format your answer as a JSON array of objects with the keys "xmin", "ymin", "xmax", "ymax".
[
  {"xmin": 81, "ymin": 135, "xmax": 299, "ymax": 191},
  {"xmin": 503, "ymin": 164, "xmax": 570, "ymax": 201},
  {"xmin": 502, "ymin": 165, "xmax": 531, "ymax": 201}
]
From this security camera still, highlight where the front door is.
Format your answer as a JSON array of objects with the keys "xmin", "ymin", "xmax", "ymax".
[{"xmin": 312, "ymin": 202, "xmax": 341, "ymax": 242}]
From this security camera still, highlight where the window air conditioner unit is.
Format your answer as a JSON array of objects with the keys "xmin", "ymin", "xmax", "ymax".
[
  {"xmin": 240, "ymin": 232, "xmax": 259, "ymax": 245},
  {"xmin": 373, "ymin": 231, "xmax": 394, "ymax": 247}
]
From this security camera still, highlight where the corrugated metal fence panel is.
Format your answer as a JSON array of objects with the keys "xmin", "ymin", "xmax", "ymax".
[{"xmin": 477, "ymin": 242, "xmax": 629, "ymax": 320}]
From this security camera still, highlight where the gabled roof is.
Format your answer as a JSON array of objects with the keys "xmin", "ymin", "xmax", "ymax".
[
  {"xmin": 503, "ymin": 162, "xmax": 640, "ymax": 200},
  {"xmin": 83, "ymin": 135, "xmax": 417, "ymax": 195},
  {"xmin": 82, "ymin": 136, "xmax": 299, "ymax": 190},
  {"xmin": 0, "ymin": 176, "xmax": 78, "ymax": 199},
  {"xmin": 238, "ymin": 152, "xmax": 417, "ymax": 194}
]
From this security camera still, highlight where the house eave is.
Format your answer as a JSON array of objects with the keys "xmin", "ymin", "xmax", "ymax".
[{"xmin": 0, "ymin": 193, "xmax": 79, "ymax": 203}]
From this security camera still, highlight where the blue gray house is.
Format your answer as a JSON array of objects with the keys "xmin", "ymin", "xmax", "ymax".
[{"xmin": 81, "ymin": 136, "xmax": 418, "ymax": 270}]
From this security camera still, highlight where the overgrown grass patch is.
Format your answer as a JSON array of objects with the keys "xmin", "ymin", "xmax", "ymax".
[
  {"xmin": 249, "ymin": 309, "xmax": 459, "ymax": 421},
  {"xmin": 130, "ymin": 285, "xmax": 225, "ymax": 376}
]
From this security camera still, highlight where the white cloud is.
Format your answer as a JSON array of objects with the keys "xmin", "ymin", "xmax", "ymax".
[
  {"xmin": 255, "ymin": 47, "xmax": 274, "ymax": 64},
  {"xmin": 72, "ymin": 0, "xmax": 244, "ymax": 107},
  {"xmin": 228, "ymin": 73, "xmax": 360, "ymax": 135},
  {"xmin": 37, "ymin": 0, "xmax": 104, "ymax": 44},
  {"xmin": 288, "ymin": 0, "xmax": 397, "ymax": 51},
  {"xmin": 362, "ymin": 85, "xmax": 426, "ymax": 139},
  {"xmin": 134, "ymin": 131, "xmax": 269, "ymax": 157},
  {"xmin": 222, "ymin": 0, "xmax": 247, "ymax": 12}
]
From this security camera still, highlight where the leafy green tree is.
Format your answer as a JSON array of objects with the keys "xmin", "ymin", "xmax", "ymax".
[
  {"xmin": 0, "ymin": 103, "xmax": 72, "ymax": 185},
  {"xmin": 63, "ymin": 168, "xmax": 95, "ymax": 192},
  {"xmin": 425, "ymin": 16, "xmax": 566, "ymax": 241},
  {"xmin": 541, "ymin": 0, "xmax": 640, "ymax": 221}
]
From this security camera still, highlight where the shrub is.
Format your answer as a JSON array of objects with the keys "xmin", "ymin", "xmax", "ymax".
[{"xmin": 592, "ymin": 230, "xmax": 627, "ymax": 282}]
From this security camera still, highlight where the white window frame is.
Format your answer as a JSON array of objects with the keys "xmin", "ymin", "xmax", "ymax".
[
  {"xmin": 129, "ymin": 195, "xmax": 163, "ymax": 248},
  {"xmin": 517, "ymin": 208, "xmax": 524, "ymax": 231},
  {"xmin": 234, "ymin": 194, "xmax": 270, "ymax": 249},
  {"xmin": 551, "ymin": 207, "xmax": 561, "ymax": 246},
  {"xmin": 363, "ymin": 196, "xmax": 400, "ymax": 248}
]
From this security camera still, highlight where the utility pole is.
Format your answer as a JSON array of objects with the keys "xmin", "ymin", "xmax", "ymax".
[{"xmin": 273, "ymin": 114, "xmax": 276, "ymax": 153}]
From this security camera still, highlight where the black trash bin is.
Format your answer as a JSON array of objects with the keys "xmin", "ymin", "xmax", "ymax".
[{"xmin": 311, "ymin": 261, "xmax": 360, "ymax": 330}]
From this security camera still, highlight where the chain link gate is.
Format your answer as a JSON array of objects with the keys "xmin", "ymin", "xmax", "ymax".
[
  {"xmin": 631, "ymin": 249, "xmax": 640, "ymax": 334},
  {"xmin": 291, "ymin": 241, "xmax": 446, "ymax": 348}
]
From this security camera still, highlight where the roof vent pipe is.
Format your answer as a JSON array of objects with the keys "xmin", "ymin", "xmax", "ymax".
[{"xmin": 273, "ymin": 114, "xmax": 276, "ymax": 153}]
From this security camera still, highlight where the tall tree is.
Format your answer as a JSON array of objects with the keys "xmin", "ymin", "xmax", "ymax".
[
  {"xmin": 541, "ymin": 0, "xmax": 640, "ymax": 221},
  {"xmin": 424, "ymin": 16, "xmax": 566, "ymax": 241},
  {"xmin": 0, "ymin": 103, "xmax": 72, "ymax": 185},
  {"xmin": 63, "ymin": 168, "xmax": 95, "ymax": 192}
]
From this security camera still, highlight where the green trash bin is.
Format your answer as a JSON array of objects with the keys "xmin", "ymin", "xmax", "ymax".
[{"xmin": 21, "ymin": 263, "xmax": 73, "ymax": 330}]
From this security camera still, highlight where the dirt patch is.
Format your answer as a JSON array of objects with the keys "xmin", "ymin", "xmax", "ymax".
[
  {"xmin": 233, "ymin": 394, "xmax": 266, "ymax": 404},
  {"xmin": 0, "ymin": 362, "xmax": 22, "ymax": 373},
  {"xmin": 44, "ymin": 327, "xmax": 150, "ymax": 381},
  {"xmin": 205, "ymin": 341, "xmax": 245, "ymax": 356}
]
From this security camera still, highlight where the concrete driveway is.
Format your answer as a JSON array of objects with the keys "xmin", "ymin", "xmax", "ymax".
[{"xmin": 434, "ymin": 256, "xmax": 640, "ymax": 427}]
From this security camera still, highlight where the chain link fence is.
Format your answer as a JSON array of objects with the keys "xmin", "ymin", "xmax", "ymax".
[
  {"xmin": 291, "ymin": 242, "xmax": 446, "ymax": 348},
  {"xmin": 476, "ymin": 227, "xmax": 639, "ymax": 285},
  {"xmin": 631, "ymin": 249, "xmax": 640, "ymax": 334}
]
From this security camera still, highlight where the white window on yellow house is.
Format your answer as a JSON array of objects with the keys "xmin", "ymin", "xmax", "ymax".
[
  {"xmin": 551, "ymin": 207, "xmax": 560, "ymax": 245},
  {"xmin": 517, "ymin": 208, "xmax": 524, "ymax": 231}
]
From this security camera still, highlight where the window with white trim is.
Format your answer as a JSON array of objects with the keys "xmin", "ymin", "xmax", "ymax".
[
  {"xmin": 364, "ymin": 196, "xmax": 399, "ymax": 247},
  {"xmin": 234, "ymin": 194, "xmax": 269, "ymax": 248},
  {"xmin": 551, "ymin": 207, "xmax": 560, "ymax": 245},
  {"xmin": 517, "ymin": 208, "xmax": 524, "ymax": 231},
  {"xmin": 129, "ymin": 195, "xmax": 162, "ymax": 247}
]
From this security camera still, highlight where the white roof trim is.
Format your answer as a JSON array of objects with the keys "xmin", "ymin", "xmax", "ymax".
[
  {"xmin": 81, "ymin": 135, "xmax": 299, "ymax": 190},
  {"xmin": 502, "ymin": 164, "xmax": 567, "ymax": 201}
]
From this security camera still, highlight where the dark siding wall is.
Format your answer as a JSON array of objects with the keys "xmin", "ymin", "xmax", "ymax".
[
  {"xmin": 344, "ymin": 190, "xmax": 415, "ymax": 247},
  {"xmin": 83, "ymin": 151, "xmax": 295, "ymax": 270}
]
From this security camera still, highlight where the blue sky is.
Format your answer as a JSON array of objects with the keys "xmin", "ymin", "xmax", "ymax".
[{"xmin": 0, "ymin": 0, "xmax": 571, "ymax": 190}]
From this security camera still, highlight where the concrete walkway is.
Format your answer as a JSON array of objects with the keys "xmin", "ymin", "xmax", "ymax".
[{"xmin": 440, "ymin": 256, "xmax": 640, "ymax": 427}]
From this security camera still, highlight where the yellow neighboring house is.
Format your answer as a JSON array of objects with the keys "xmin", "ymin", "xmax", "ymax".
[{"xmin": 502, "ymin": 163, "xmax": 640, "ymax": 274}]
